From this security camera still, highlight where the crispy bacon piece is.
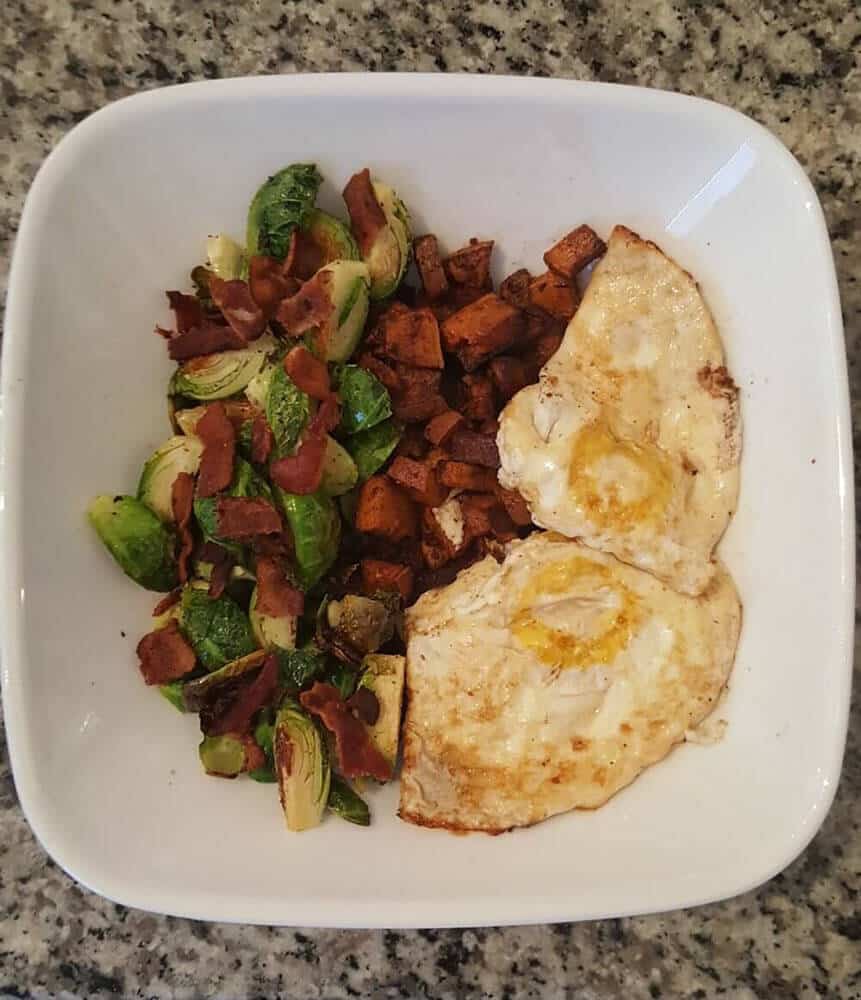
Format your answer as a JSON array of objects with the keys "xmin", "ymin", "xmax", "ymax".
[
  {"xmin": 382, "ymin": 307, "xmax": 444, "ymax": 369},
  {"xmin": 444, "ymin": 240, "xmax": 494, "ymax": 289},
  {"xmin": 269, "ymin": 433, "xmax": 326, "ymax": 494},
  {"xmin": 284, "ymin": 345, "xmax": 331, "ymax": 400},
  {"xmin": 215, "ymin": 497, "xmax": 282, "ymax": 539},
  {"xmin": 342, "ymin": 168, "xmax": 387, "ymax": 257},
  {"xmin": 166, "ymin": 291, "xmax": 203, "ymax": 334},
  {"xmin": 171, "ymin": 472, "xmax": 195, "ymax": 584},
  {"xmin": 448, "ymin": 428, "xmax": 500, "ymax": 469},
  {"xmin": 361, "ymin": 558, "xmax": 414, "ymax": 601},
  {"xmin": 413, "ymin": 235, "xmax": 449, "ymax": 300},
  {"xmin": 137, "ymin": 621, "xmax": 196, "ymax": 685},
  {"xmin": 248, "ymin": 254, "xmax": 296, "ymax": 318},
  {"xmin": 300, "ymin": 682, "xmax": 393, "ymax": 781},
  {"xmin": 207, "ymin": 654, "xmax": 279, "ymax": 736},
  {"xmin": 208, "ymin": 275, "xmax": 266, "ymax": 341},
  {"xmin": 250, "ymin": 412, "xmax": 274, "ymax": 465},
  {"xmin": 208, "ymin": 557, "xmax": 232, "ymax": 599},
  {"xmin": 276, "ymin": 270, "xmax": 334, "ymax": 335},
  {"xmin": 152, "ymin": 588, "xmax": 181, "ymax": 617},
  {"xmin": 543, "ymin": 225, "xmax": 606, "ymax": 280},
  {"xmin": 196, "ymin": 403, "xmax": 236, "ymax": 497},
  {"xmin": 166, "ymin": 321, "xmax": 245, "ymax": 362},
  {"xmin": 255, "ymin": 556, "xmax": 304, "ymax": 617}
]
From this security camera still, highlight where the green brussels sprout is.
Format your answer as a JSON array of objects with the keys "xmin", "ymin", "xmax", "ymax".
[
  {"xmin": 327, "ymin": 776, "xmax": 370, "ymax": 826},
  {"xmin": 359, "ymin": 654, "xmax": 406, "ymax": 770},
  {"xmin": 199, "ymin": 734, "xmax": 258, "ymax": 778},
  {"xmin": 305, "ymin": 260, "xmax": 371, "ymax": 363},
  {"xmin": 87, "ymin": 495, "xmax": 177, "ymax": 592},
  {"xmin": 320, "ymin": 436, "xmax": 358, "ymax": 496},
  {"xmin": 274, "ymin": 702, "xmax": 331, "ymax": 831},
  {"xmin": 206, "ymin": 233, "xmax": 246, "ymax": 280},
  {"xmin": 344, "ymin": 418, "xmax": 402, "ymax": 481},
  {"xmin": 363, "ymin": 181, "xmax": 411, "ymax": 300},
  {"xmin": 246, "ymin": 163, "xmax": 322, "ymax": 261},
  {"xmin": 247, "ymin": 716, "xmax": 277, "ymax": 783},
  {"xmin": 137, "ymin": 435, "xmax": 203, "ymax": 522},
  {"xmin": 276, "ymin": 489, "xmax": 341, "ymax": 590},
  {"xmin": 249, "ymin": 585, "xmax": 297, "ymax": 653},
  {"xmin": 324, "ymin": 661, "xmax": 358, "ymax": 700},
  {"xmin": 244, "ymin": 362, "xmax": 276, "ymax": 411},
  {"xmin": 266, "ymin": 365, "xmax": 311, "ymax": 458},
  {"xmin": 170, "ymin": 335, "xmax": 277, "ymax": 401},
  {"xmin": 276, "ymin": 645, "xmax": 327, "ymax": 691},
  {"xmin": 334, "ymin": 365, "xmax": 392, "ymax": 434},
  {"xmin": 174, "ymin": 400, "xmax": 258, "ymax": 438},
  {"xmin": 181, "ymin": 648, "xmax": 267, "ymax": 711},
  {"xmin": 326, "ymin": 596, "xmax": 395, "ymax": 656},
  {"xmin": 193, "ymin": 456, "xmax": 272, "ymax": 555},
  {"xmin": 179, "ymin": 585, "xmax": 257, "ymax": 671},
  {"xmin": 159, "ymin": 681, "xmax": 189, "ymax": 712},
  {"xmin": 303, "ymin": 209, "xmax": 359, "ymax": 264}
]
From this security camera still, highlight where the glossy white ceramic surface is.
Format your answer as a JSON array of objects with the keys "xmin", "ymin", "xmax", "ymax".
[{"xmin": 1, "ymin": 74, "xmax": 852, "ymax": 927}]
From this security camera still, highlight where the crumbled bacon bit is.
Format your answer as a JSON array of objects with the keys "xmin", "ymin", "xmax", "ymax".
[
  {"xmin": 300, "ymin": 682, "xmax": 392, "ymax": 781},
  {"xmin": 137, "ymin": 621, "xmax": 196, "ymax": 685}
]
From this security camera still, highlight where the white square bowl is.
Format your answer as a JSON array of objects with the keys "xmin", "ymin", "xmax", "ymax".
[{"xmin": 1, "ymin": 74, "xmax": 853, "ymax": 928}]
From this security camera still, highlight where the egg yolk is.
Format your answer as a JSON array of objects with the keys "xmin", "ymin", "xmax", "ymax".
[
  {"xmin": 511, "ymin": 557, "xmax": 639, "ymax": 669},
  {"xmin": 568, "ymin": 421, "xmax": 671, "ymax": 530}
]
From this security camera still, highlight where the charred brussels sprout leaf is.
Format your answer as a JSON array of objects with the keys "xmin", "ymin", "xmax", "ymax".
[
  {"xmin": 334, "ymin": 365, "xmax": 392, "ymax": 434},
  {"xmin": 179, "ymin": 586, "xmax": 256, "ymax": 671}
]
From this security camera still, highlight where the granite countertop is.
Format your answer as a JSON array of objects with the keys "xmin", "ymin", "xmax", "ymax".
[{"xmin": 1, "ymin": 1, "xmax": 859, "ymax": 997}]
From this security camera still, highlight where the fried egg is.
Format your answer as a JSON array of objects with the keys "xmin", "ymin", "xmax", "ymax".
[
  {"xmin": 398, "ymin": 533, "xmax": 740, "ymax": 833},
  {"xmin": 498, "ymin": 226, "xmax": 740, "ymax": 596}
]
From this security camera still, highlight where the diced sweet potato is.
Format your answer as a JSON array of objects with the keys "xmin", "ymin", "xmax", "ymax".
[
  {"xmin": 440, "ymin": 294, "xmax": 526, "ymax": 371},
  {"xmin": 458, "ymin": 494, "xmax": 495, "ymax": 541},
  {"xmin": 497, "ymin": 486, "xmax": 533, "ymax": 527},
  {"xmin": 479, "ymin": 417, "xmax": 499, "ymax": 436},
  {"xmin": 523, "ymin": 331, "xmax": 564, "ymax": 372},
  {"xmin": 413, "ymin": 235, "xmax": 449, "ymax": 300},
  {"xmin": 421, "ymin": 506, "xmax": 466, "ymax": 569},
  {"xmin": 394, "ymin": 424, "xmax": 428, "ymax": 460},
  {"xmin": 424, "ymin": 409, "xmax": 464, "ymax": 447},
  {"xmin": 444, "ymin": 239, "xmax": 494, "ymax": 289},
  {"xmin": 382, "ymin": 306, "xmax": 444, "ymax": 369},
  {"xmin": 448, "ymin": 428, "xmax": 499, "ymax": 468},
  {"xmin": 355, "ymin": 476, "xmax": 418, "ymax": 542},
  {"xmin": 499, "ymin": 268, "xmax": 532, "ymax": 309},
  {"xmin": 488, "ymin": 504, "xmax": 518, "ymax": 542},
  {"xmin": 459, "ymin": 374, "xmax": 495, "ymax": 424},
  {"xmin": 439, "ymin": 460, "xmax": 498, "ymax": 492},
  {"xmin": 361, "ymin": 558, "xmax": 414, "ymax": 601},
  {"xmin": 528, "ymin": 271, "xmax": 580, "ymax": 322},
  {"xmin": 488, "ymin": 356, "xmax": 530, "ymax": 402},
  {"xmin": 357, "ymin": 352, "xmax": 401, "ymax": 394},
  {"xmin": 543, "ymin": 225, "xmax": 606, "ymax": 281},
  {"xmin": 392, "ymin": 366, "xmax": 448, "ymax": 423},
  {"xmin": 387, "ymin": 456, "xmax": 448, "ymax": 507}
]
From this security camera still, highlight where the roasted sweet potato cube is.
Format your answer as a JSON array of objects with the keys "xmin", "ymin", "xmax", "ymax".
[
  {"xmin": 387, "ymin": 456, "xmax": 448, "ymax": 507},
  {"xmin": 440, "ymin": 294, "xmax": 526, "ymax": 371},
  {"xmin": 361, "ymin": 558, "xmax": 414, "ymax": 601},
  {"xmin": 413, "ymin": 235, "xmax": 449, "ymax": 300},
  {"xmin": 357, "ymin": 352, "xmax": 401, "ymax": 394},
  {"xmin": 394, "ymin": 424, "xmax": 428, "ymax": 460},
  {"xmin": 439, "ymin": 460, "xmax": 498, "ymax": 492},
  {"xmin": 499, "ymin": 268, "xmax": 532, "ymax": 309},
  {"xmin": 392, "ymin": 366, "xmax": 448, "ymax": 422},
  {"xmin": 543, "ymin": 225, "xmax": 606, "ymax": 280},
  {"xmin": 448, "ymin": 428, "xmax": 500, "ymax": 469},
  {"xmin": 523, "ymin": 331, "xmax": 564, "ymax": 372},
  {"xmin": 382, "ymin": 306, "xmax": 444, "ymax": 369},
  {"xmin": 355, "ymin": 476, "xmax": 418, "ymax": 542},
  {"xmin": 497, "ymin": 486, "xmax": 533, "ymax": 526},
  {"xmin": 424, "ymin": 409, "xmax": 465, "ymax": 447},
  {"xmin": 458, "ymin": 493, "xmax": 496, "ymax": 541},
  {"xmin": 460, "ymin": 374, "xmax": 495, "ymax": 424},
  {"xmin": 529, "ymin": 271, "xmax": 580, "ymax": 322},
  {"xmin": 488, "ymin": 356, "xmax": 530, "ymax": 403},
  {"xmin": 444, "ymin": 239, "xmax": 494, "ymax": 289}
]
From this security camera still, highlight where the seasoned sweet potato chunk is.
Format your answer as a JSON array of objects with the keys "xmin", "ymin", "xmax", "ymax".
[
  {"xmin": 440, "ymin": 294, "xmax": 526, "ymax": 371},
  {"xmin": 543, "ymin": 225, "xmax": 606, "ymax": 280}
]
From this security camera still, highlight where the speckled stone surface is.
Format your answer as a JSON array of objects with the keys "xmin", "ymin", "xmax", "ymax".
[{"xmin": 1, "ymin": 1, "xmax": 859, "ymax": 997}]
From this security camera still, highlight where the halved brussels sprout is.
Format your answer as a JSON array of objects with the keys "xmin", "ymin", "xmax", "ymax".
[
  {"xmin": 326, "ymin": 596, "xmax": 395, "ymax": 658},
  {"xmin": 137, "ymin": 436, "xmax": 203, "ymax": 522},
  {"xmin": 359, "ymin": 653, "xmax": 406, "ymax": 770},
  {"xmin": 174, "ymin": 400, "xmax": 258, "ymax": 437},
  {"xmin": 320, "ymin": 436, "xmax": 358, "ymax": 496},
  {"xmin": 182, "ymin": 648, "xmax": 267, "ymax": 711},
  {"xmin": 249, "ymin": 585, "xmax": 297, "ymax": 653},
  {"xmin": 303, "ymin": 209, "xmax": 359, "ymax": 264},
  {"xmin": 199, "ymin": 734, "xmax": 258, "ymax": 778},
  {"xmin": 159, "ymin": 681, "xmax": 188, "ymax": 712},
  {"xmin": 363, "ymin": 181, "xmax": 411, "ymax": 300},
  {"xmin": 276, "ymin": 489, "xmax": 341, "ymax": 590},
  {"xmin": 327, "ymin": 776, "xmax": 370, "ymax": 826},
  {"xmin": 244, "ymin": 363, "xmax": 276, "ymax": 411},
  {"xmin": 305, "ymin": 260, "xmax": 371, "ymax": 363},
  {"xmin": 276, "ymin": 645, "xmax": 327, "ymax": 691},
  {"xmin": 179, "ymin": 585, "xmax": 257, "ymax": 671},
  {"xmin": 87, "ymin": 495, "xmax": 177, "ymax": 592},
  {"xmin": 206, "ymin": 233, "xmax": 246, "ymax": 280},
  {"xmin": 170, "ymin": 335, "xmax": 277, "ymax": 401},
  {"xmin": 274, "ymin": 702, "xmax": 331, "ymax": 832},
  {"xmin": 193, "ymin": 456, "xmax": 272, "ymax": 554},
  {"xmin": 335, "ymin": 365, "xmax": 392, "ymax": 434},
  {"xmin": 345, "ymin": 418, "xmax": 402, "ymax": 481},
  {"xmin": 247, "ymin": 163, "xmax": 322, "ymax": 261},
  {"xmin": 266, "ymin": 364, "xmax": 311, "ymax": 458}
]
